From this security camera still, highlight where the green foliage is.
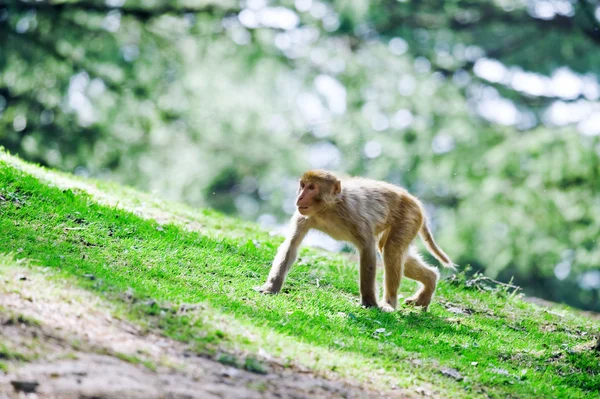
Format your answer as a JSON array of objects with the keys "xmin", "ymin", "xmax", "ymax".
[{"xmin": 1, "ymin": 155, "xmax": 599, "ymax": 398}]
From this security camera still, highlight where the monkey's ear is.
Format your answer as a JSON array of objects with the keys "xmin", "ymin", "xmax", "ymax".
[{"xmin": 333, "ymin": 180, "xmax": 341, "ymax": 195}]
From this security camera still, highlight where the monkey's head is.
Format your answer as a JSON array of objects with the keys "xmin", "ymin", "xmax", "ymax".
[{"xmin": 296, "ymin": 170, "xmax": 341, "ymax": 216}]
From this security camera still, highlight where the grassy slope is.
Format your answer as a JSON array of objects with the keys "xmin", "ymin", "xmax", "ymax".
[{"xmin": 0, "ymin": 151, "xmax": 598, "ymax": 399}]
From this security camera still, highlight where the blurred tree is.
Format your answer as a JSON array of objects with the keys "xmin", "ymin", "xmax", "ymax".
[
  {"xmin": 0, "ymin": 0, "xmax": 238, "ymax": 170},
  {"xmin": 1, "ymin": 0, "xmax": 599, "ymax": 310}
]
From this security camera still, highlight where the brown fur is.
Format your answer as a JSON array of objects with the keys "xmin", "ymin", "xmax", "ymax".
[{"xmin": 256, "ymin": 170, "xmax": 455, "ymax": 311}]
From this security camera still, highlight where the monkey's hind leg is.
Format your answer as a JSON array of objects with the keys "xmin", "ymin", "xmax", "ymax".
[
  {"xmin": 380, "ymin": 239, "xmax": 411, "ymax": 312},
  {"xmin": 403, "ymin": 251, "xmax": 440, "ymax": 310}
]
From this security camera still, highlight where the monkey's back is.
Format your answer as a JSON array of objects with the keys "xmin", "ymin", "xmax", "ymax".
[{"xmin": 336, "ymin": 177, "xmax": 422, "ymax": 235}]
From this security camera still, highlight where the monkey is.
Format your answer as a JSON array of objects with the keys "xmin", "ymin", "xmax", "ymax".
[{"xmin": 256, "ymin": 169, "xmax": 455, "ymax": 311}]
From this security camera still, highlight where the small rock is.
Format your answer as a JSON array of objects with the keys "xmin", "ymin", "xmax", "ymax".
[
  {"xmin": 16, "ymin": 275, "xmax": 27, "ymax": 281},
  {"xmin": 10, "ymin": 380, "xmax": 39, "ymax": 393},
  {"xmin": 179, "ymin": 303, "xmax": 203, "ymax": 312},
  {"xmin": 440, "ymin": 367, "xmax": 463, "ymax": 381},
  {"xmin": 415, "ymin": 386, "xmax": 432, "ymax": 396},
  {"xmin": 83, "ymin": 274, "xmax": 96, "ymax": 280},
  {"xmin": 490, "ymin": 367, "xmax": 510, "ymax": 376},
  {"xmin": 124, "ymin": 287, "xmax": 134, "ymax": 300},
  {"xmin": 221, "ymin": 367, "xmax": 240, "ymax": 378}
]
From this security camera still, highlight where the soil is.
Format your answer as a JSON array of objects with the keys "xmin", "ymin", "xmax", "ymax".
[{"xmin": 0, "ymin": 266, "xmax": 413, "ymax": 399}]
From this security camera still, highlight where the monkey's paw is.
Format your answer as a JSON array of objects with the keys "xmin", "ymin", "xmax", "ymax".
[
  {"xmin": 379, "ymin": 303, "xmax": 396, "ymax": 313},
  {"xmin": 360, "ymin": 299, "xmax": 379, "ymax": 309},
  {"xmin": 254, "ymin": 285, "xmax": 279, "ymax": 294},
  {"xmin": 404, "ymin": 296, "xmax": 431, "ymax": 310}
]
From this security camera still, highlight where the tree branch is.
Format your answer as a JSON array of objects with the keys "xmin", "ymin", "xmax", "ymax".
[
  {"xmin": 5, "ymin": 0, "xmax": 239, "ymax": 21},
  {"xmin": 371, "ymin": 1, "xmax": 600, "ymax": 47}
]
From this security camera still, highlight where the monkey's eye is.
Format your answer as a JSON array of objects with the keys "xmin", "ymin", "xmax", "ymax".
[
  {"xmin": 300, "ymin": 182, "xmax": 305, "ymax": 189},
  {"xmin": 308, "ymin": 184, "xmax": 315, "ymax": 190}
]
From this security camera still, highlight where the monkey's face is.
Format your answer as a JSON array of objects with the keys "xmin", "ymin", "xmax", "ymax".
[
  {"xmin": 296, "ymin": 178, "xmax": 340, "ymax": 216},
  {"xmin": 296, "ymin": 181, "xmax": 321, "ymax": 216}
]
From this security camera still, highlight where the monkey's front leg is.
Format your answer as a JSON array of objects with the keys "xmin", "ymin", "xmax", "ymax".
[
  {"xmin": 256, "ymin": 216, "xmax": 309, "ymax": 294},
  {"xmin": 256, "ymin": 238, "xmax": 298, "ymax": 294},
  {"xmin": 359, "ymin": 244, "xmax": 378, "ymax": 308}
]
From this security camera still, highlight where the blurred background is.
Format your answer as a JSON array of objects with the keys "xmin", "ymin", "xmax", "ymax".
[{"xmin": 1, "ymin": 0, "xmax": 599, "ymax": 310}]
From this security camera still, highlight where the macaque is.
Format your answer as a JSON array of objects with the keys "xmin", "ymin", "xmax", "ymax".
[{"xmin": 256, "ymin": 170, "xmax": 455, "ymax": 311}]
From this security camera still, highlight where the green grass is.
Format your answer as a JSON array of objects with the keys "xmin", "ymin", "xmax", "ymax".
[
  {"xmin": 113, "ymin": 352, "xmax": 157, "ymax": 372},
  {"xmin": 0, "ymin": 150, "xmax": 599, "ymax": 398},
  {"xmin": 3, "ymin": 313, "xmax": 42, "ymax": 328},
  {"xmin": 0, "ymin": 344, "xmax": 31, "ymax": 363}
]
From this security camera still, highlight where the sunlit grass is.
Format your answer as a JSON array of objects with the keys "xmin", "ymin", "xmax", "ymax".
[{"xmin": 0, "ymin": 152, "xmax": 598, "ymax": 398}]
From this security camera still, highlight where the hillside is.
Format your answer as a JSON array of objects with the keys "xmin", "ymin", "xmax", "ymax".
[{"xmin": 0, "ymin": 150, "xmax": 598, "ymax": 399}]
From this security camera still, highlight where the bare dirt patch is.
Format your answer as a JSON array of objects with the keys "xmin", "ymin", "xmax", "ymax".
[{"xmin": 0, "ymin": 265, "xmax": 409, "ymax": 399}]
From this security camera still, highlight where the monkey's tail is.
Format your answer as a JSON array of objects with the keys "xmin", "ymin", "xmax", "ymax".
[{"xmin": 419, "ymin": 222, "xmax": 456, "ymax": 270}]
